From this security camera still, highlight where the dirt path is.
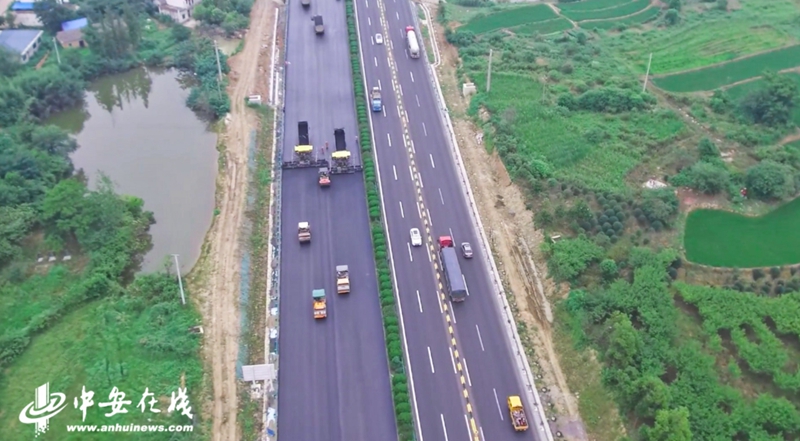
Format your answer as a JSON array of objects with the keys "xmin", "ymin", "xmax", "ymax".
[
  {"xmin": 423, "ymin": 2, "xmax": 586, "ymax": 436},
  {"xmin": 543, "ymin": 2, "xmax": 579, "ymax": 29},
  {"xmin": 190, "ymin": 1, "xmax": 274, "ymax": 440}
]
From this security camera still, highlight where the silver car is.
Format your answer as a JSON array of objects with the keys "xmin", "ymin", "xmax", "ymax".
[
  {"xmin": 410, "ymin": 228, "xmax": 422, "ymax": 247},
  {"xmin": 375, "ymin": 33, "xmax": 383, "ymax": 45},
  {"xmin": 461, "ymin": 242, "xmax": 473, "ymax": 258}
]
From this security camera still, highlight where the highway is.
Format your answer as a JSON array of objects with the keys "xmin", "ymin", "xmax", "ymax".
[
  {"xmin": 275, "ymin": 0, "xmax": 397, "ymax": 439},
  {"xmin": 353, "ymin": 0, "xmax": 546, "ymax": 439}
]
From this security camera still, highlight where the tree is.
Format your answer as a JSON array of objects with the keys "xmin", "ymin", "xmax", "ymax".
[
  {"xmin": 171, "ymin": 24, "xmax": 192, "ymax": 42},
  {"xmin": 633, "ymin": 376, "xmax": 671, "ymax": 419},
  {"xmin": 666, "ymin": 0, "xmax": 681, "ymax": 10},
  {"xmin": 545, "ymin": 236, "xmax": 604, "ymax": 282},
  {"xmin": 41, "ymin": 178, "xmax": 89, "ymax": 244},
  {"xmin": 664, "ymin": 9, "xmax": 679, "ymax": 26},
  {"xmin": 0, "ymin": 48, "xmax": 21, "ymax": 77},
  {"xmin": 639, "ymin": 189, "xmax": 679, "ymax": 226},
  {"xmin": 641, "ymin": 407, "xmax": 692, "ymax": 441},
  {"xmin": 697, "ymin": 138, "xmax": 720, "ymax": 161},
  {"xmin": 600, "ymin": 259, "xmax": 619, "ymax": 281},
  {"xmin": 745, "ymin": 160, "xmax": 795, "ymax": 200},
  {"xmin": 82, "ymin": 0, "xmax": 144, "ymax": 60},
  {"xmin": 34, "ymin": 0, "xmax": 79, "ymax": 34},
  {"xmin": 604, "ymin": 312, "xmax": 642, "ymax": 369},
  {"xmin": 672, "ymin": 161, "xmax": 729, "ymax": 194},
  {"xmin": 0, "ymin": 205, "xmax": 36, "ymax": 263},
  {"xmin": 738, "ymin": 70, "xmax": 799, "ymax": 126}
]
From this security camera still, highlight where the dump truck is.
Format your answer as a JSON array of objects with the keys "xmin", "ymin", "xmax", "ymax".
[
  {"xmin": 371, "ymin": 87, "xmax": 382, "ymax": 112},
  {"xmin": 313, "ymin": 289, "xmax": 327, "ymax": 319},
  {"xmin": 438, "ymin": 236, "xmax": 467, "ymax": 302},
  {"xmin": 314, "ymin": 15, "xmax": 324, "ymax": 34},
  {"xmin": 298, "ymin": 121, "xmax": 310, "ymax": 146},
  {"xmin": 301, "ymin": 0, "xmax": 310, "ymax": 7},
  {"xmin": 336, "ymin": 265, "xmax": 350, "ymax": 294},
  {"xmin": 298, "ymin": 222, "xmax": 311, "ymax": 243},
  {"xmin": 508, "ymin": 396, "xmax": 529, "ymax": 431},
  {"xmin": 318, "ymin": 167, "xmax": 330, "ymax": 187},
  {"xmin": 334, "ymin": 128, "xmax": 346, "ymax": 151},
  {"xmin": 406, "ymin": 26, "xmax": 420, "ymax": 59}
]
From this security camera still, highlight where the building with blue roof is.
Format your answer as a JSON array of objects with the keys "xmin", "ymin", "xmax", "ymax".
[
  {"xmin": 10, "ymin": 2, "xmax": 36, "ymax": 11},
  {"xmin": 0, "ymin": 30, "xmax": 44, "ymax": 64},
  {"xmin": 61, "ymin": 18, "xmax": 88, "ymax": 32}
]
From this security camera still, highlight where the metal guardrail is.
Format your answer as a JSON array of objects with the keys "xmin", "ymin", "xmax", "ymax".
[{"xmin": 412, "ymin": 4, "xmax": 555, "ymax": 440}]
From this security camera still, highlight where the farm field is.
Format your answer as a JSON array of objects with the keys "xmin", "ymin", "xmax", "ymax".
[
  {"xmin": 459, "ymin": 4, "xmax": 557, "ymax": 34},
  {"xmin": 585, "ymin": 6, "xmax": 660, "ymax": 30},
  {"xmin": 725, "ymin": 72, "xmax": 800, "ymax": 126},
  {"xmin": 557, "ymin": 0, "xmax": 631, "ymax": 12},
  {"xmin": 561, "ymin": 0, "xmax": 649, "ymax": 22},
  {"xmin": 515, "ymin": 18, "xmax": 574, "ymax": 35},
  {"xmin": 478, "ymin": 72, "xmax": 684, "ymax": 192},
  {"xmin": 653, "ymin": 44, "xmax": 800, "ymax": 92},
  {"xmin": 610, "ymin": 16, "xmax": 794, "ymax": 74},
  {"xmin": 684, "ymin": 198, "xmax": 800, "ymax": 267}
]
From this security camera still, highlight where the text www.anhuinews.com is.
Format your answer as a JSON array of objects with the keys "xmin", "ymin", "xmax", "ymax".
[{"xmin": 66, "ymin": 424, "xmax": 194, "ymax": 433}]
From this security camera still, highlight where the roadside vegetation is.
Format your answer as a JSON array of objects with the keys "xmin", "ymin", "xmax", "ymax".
[
  {"xmin": 439, "ymin": 0, "xmax": 800, "ymax": 438},
  {"xmin": 345, "ymin": 1, "xmax": 414, "ymax": 439},
  {"xmin": 0, "ymin": 0, "xmax": 242, "ymax": 438}
]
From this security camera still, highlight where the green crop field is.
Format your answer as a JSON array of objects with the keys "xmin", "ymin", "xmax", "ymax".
[
  {"xmin": 725, "ymin": 72, "xmax": 800, "ymax": 126},
  {"xmin": 460, "ymin": 4, "xmax": 557, "ymax": 34},
  {"xmin": 585, "ymin": 6, "xmax": 660, "ymax": 30},
  {"xmin": 558, "ymin": 0, "xmax": 630, "ymax": 12},
  {"xmin": 685, "ymin": 198, "xmax": 800, "ymax": 267},
  {"xmin": 480, "ymin": 72, "xmax": 684, "ymax": 192},
  {"xmin": 563, "ymin": 0, "xmax": 649, "ymax": 21},
  {"xmin": 514, "ymin": 17, "xmax": 574, "ymax": 35},
  {"xmin": 653, "ymin": 45, "xmax": 800, "ymax": 92}
]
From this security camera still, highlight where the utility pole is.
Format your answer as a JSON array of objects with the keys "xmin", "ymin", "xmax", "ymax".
[
  {"xmin": 486, "ymin": 49, "xmax": 493, "ymax": 93},
  {"xmin": 171, "ymin": 254, "xmax": 186, "ymax": 305},
  {"xmin": 52, "ymin": 37, "xmax": 61, "ymax": 65},
  {"xmin": 213, "ymin": 40, "xmax": 223, "ymax": 98},
  {"xmin": 642, "ymin": 52, "xmax": 653, "ymax": 93}
]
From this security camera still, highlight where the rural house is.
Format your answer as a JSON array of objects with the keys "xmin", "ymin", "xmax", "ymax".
[
  {"xmin": 9, "ymin": 2, "xmax": 42, "ymax": 27},
  {"xmin": 0, "ymin": 29, "xmax": 43, "ymax": 64},
  {"xmin": 153, "ymin": 0, "xmax": 202, "ymax": 24},
  {"xmin": 56, "ymin": 17, "xmax": 88, "ymax": 48}
]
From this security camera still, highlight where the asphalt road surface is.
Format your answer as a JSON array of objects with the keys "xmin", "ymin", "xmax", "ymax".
[
  {"xmin": 275, "ymin": 0, "xmax": 397, "ymax": 439},
  {"xmin": 354, "ymin": 0, "xmax": 545, "ymax": 439}
]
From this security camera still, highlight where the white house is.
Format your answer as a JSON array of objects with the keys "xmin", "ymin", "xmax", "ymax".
[
  {"xmin": 0, "ymin": 29, "xmax": 43, "ymax": 64},
  {"xmin": 154, "ymin": 0, "xmax": 202, "ymax": 24}
]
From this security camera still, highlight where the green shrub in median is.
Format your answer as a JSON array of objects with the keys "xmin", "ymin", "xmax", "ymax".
[{"xmin": 344, "ymin": 0, "xmax": 415, "ymax": 438}]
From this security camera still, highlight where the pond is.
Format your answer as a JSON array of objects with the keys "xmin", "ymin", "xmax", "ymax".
[{"xmin": 49, "ymin": 67, "xmax": 218, "ymax": 274}]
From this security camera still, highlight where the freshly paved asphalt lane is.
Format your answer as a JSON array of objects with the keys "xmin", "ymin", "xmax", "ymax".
[
  {"xmin": 276, "ymin": 0, "xmax": 396, "ymax": 440},
  {"xmin": 355, "ymin": 0, "xmax": 544, "ymax": 439},
  {"xmin": 355, "ymin": 6, "xmax": 474, "ymax": 440}
]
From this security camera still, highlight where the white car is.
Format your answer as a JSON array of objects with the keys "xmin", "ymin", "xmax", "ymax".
[
  {"xmin": 375, "ymin": 33, "xmax": 383, "ymax": 45},
  {"xmin": 410, "ymin": 228, "xmax": 422, "ymax": 247}
]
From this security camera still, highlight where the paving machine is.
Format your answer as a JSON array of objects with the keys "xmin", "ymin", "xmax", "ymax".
[{"xmin": 313, "ymin": 289, "xmax": 327, "ymax": 319}]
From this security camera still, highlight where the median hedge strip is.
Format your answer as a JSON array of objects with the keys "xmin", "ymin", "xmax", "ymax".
[{"xmin": 345, "ymin": 1, "xmax": 415, "ymax": 440}]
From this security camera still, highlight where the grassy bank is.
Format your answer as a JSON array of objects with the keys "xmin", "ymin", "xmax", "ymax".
[{"xmin": 237, "ymin": 105, "xmax": 274, "ymax": 440}]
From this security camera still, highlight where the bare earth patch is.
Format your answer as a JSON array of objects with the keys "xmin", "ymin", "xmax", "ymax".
[
  {"xmin": 423, "ymin": 2, "xmax": 617, "ymax": 439},
  {"xmin": 187, "ymin": 1, "xmax": 274, "ymax": 440}
]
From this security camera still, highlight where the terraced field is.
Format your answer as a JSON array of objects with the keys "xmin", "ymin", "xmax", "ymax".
[
  {"xmin": 585, "ymin": 6, "xmax": 660, "ymax": 30},
  {"xmin": 515, "ymin": 18, "xmax": 574, "ymax": 35},
  {"xmin": 653, "ymin": 45, "xmax": 800, "ymax": 92},
  {"xmin": 562, "ymin": 0, "xmax": 649, "ymax": 22},
  {"xmin": 460, "ymin": 4, "xmax": 557, "ymax": 34},
  {"xmin": 558, "ymin": 0, "xmax": 632, "ymax": 12}
]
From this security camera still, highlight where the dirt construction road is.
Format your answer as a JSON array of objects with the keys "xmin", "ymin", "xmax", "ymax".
[{"xmin": 190, "ymin": 1, "xmax": 274, "ymax": 440}]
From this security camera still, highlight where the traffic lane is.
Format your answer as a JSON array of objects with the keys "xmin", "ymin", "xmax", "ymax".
[
  {"xmin": 357, "ymin": 2, "xmax": 481, "ymax": 439},
  {"xmin": 277, "ymin": 170, "xmax": 341, "ymax": 441},
  {"xmin": 393, "ymin": 57, "xmax": 541, "ymax": 440},
  {"xmin": 284, "ymin": 1, "xmax": 360, "ymax": 161},
  {"xmin": 384, "ymin": 200, "xmax": 472, "ymax": 441},
  {"xmin": 329, "ymin": 174, "xmax": 398, "ymax": 440}
]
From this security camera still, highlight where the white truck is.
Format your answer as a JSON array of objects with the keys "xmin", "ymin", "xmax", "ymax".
[{"xmin": 405, "ymin": 26, "xmax": 420, "ymax": 59}]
